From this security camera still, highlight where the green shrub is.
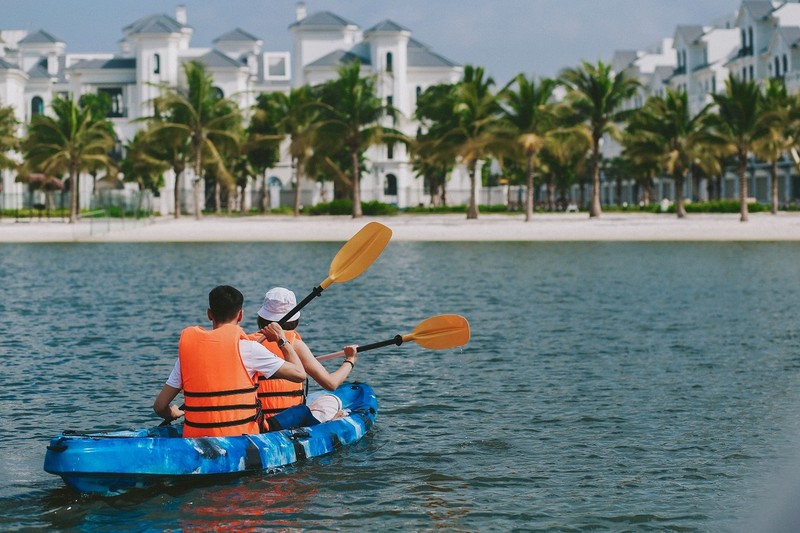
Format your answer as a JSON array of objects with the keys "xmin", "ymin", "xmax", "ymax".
[{"xmin": 661, "ymin": 200, "xmax": 770, "ymax": 213}]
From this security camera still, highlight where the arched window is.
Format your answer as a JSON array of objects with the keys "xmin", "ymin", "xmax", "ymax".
[
  {"xmin": 384, "ymin": 173, "xmax": 397, "ymax": 196},
  {"xmin": 748, "ymin": 27, "xmax": 753, "ymax": 51},
  {"xmin": 31, "ymin": 96, "xmax": 44, "ymax": 116},
  {"xmin": 775, "ymin": 57, "xmax": 781, "ymax": 77},
  {"xmin": 783, "ymin": 54, "xmax": 788, "ymax": 74},
  {"xmin": 268, "ymin": 176, "xmax": 283, "ymax": 188},
  {"xmin": 386, "ymin": 52, "xmax": 393, "ymax": 73},
  {"xmin": 153, "ymin": 53, "xmax": 161, "ymax": 74},
  {"xmin": 212, "ymin": 87, "xmax": 224, "ymax": 99},
  {"xmin": 416, "ymin": 86, "xmax": 422, "ymax": 99}
]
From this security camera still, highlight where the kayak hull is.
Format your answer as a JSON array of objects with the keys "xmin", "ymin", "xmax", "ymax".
[{"xmin": 43, "ymin": 383, "xmax": 377, "ymax": 496}]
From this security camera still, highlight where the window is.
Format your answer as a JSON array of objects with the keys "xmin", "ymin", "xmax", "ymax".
[
  {"xmin": 264, "ymin": 52, "xmax": 291, "ymax": 80},
  {"xmin": 712, "ymin": 77, "xmax": 716, "ymax": 93},
  {"xmin": 384, "ymin": 173, "xmax": 397, "ymax": 196},
  {"xmin": 748, "ymin": 27, "xmax": 753, "ymax": 51},
  {"xmin": 212, "ymin": 87, "xmax": 224, "ymax": 99},
  {"xmin": 386, "ymin": 95, "xmax": 393, "ymax": 107},
  {"xmin": 31, "ymin": 96, "xmax": 44, "ymax": 117},
  {"xmin": 98, "ymin": 87, "xmax": 124, "ymax": 117},
  {"xmin": 386, "ymin": 52, "xmax": 393, "ymax": 73},
  {"xmin": 749, "ymin": 65, "xmax": 754, "ymax": 80},
  {"xmin": 387, "ymin": 143, "xmax": 394, "ymax": 160},
  {"xmin": 776, "ymin": 56, "xmax": 781, "ymax": 77},
  {"xmin": 153, "ymin": 53, "xmax": 160, "ymax": 74},
  {"xmin": 783, "ymin": 54, "xmax": 788, "ymax": 73},
  {"xmin": 416, "ymin": 86, "xmax": 422, "ymax": 99}
]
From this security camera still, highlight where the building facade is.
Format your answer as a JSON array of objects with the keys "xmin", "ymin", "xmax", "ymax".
[{"xmin": 0, "ymin": 3, "xmax": 465, "ymax": 214}]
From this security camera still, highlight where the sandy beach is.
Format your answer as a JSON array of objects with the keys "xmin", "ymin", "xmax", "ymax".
[{"xmin": 2, "ymin": 212, "xmax": 800, "ymax": 243}]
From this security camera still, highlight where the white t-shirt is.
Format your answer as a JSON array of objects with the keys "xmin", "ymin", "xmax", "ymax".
[{"xmin": 165, "ymin": 339, "xmax": 285, "ymax": 389}]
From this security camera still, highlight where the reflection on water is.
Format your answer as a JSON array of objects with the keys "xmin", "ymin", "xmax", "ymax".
[{"xmin": 2, "ymin": 242, "xmax": 800, "ymax": 531}]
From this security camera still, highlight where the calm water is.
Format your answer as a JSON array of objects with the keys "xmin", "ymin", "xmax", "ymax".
[{"xmin": 2, "ymin": 240, "xmax": 800, "ymax": 531}]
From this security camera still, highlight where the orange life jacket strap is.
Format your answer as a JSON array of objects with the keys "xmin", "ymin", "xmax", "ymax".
[
  {"xmin": 258, "ymin": 390, "xmax": 304, "ymax": 398},
  {"xmin": 184, "ymin": 414, "xmax": 259, "ymax": 429},
  {"xmin": 184, "ymin": 403, "xmax": 260, "ymax": 412},
  {"xmin": 184, "ymin": 384, "xmax": 258, "ymax": 398}
]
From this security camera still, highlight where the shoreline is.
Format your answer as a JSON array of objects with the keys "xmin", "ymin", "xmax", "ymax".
[{"xmin": 2, "ymin": 212, "xmax": 800, "ymax": 243}]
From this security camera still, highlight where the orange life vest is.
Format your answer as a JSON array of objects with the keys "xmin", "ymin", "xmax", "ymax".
[
  {"xmin": 179, "ymin": 323, "xmax": 261, "ymax": 438},
  {"xmin": 249, "ymin": 329, "xmax": 306, "ymax": 417}
]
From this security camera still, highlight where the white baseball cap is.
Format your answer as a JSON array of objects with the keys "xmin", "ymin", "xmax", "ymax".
[{"xmin": 257, "ymin": 287, "xmax": 300, "ymax": 322}]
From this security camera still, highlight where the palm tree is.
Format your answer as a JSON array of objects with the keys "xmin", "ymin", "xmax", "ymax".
[
  {"xmin": 253, "ymin": 87, "xmax": 321, "ymax": 216},
  {"xmin": 706, "ymin": 74, "xmax": 764, "ymax": 222},
  {"xmin": 148, "ymin": 60, "xmax": 241, "ymax": 219},
  {"xmin": 0, "ymin": 105, "xmax": 19, "ymax": 173},
  {"xmin": 501, "ymin": 74, "xmax": 558, "ymax": 221},
  {"xmin": 121, "ymin": 130, "xmax": 169, "ymax": 214},
  {"xmin": 752, "ymin": 78, "xmax": 792, "ymax": 214},
  {"xmin": 318, "ymin": 60, "xmax": 401, "ymax": 218},
  {"xmin": 624, "ymin": 89, "xmax": 710, "ymax": 218},
  {"xmin": 413, "ymin": 83, "xmax": 459, "ymax": 207},
  {"xmin": 22, "ymin": 96, "xmax": 116, "ymax": 223},
  {"xmin": 446, "ymin": 65, "xmax": 513, "ymax": 219},
  {"xmin": 560, "ymin": 60, "xmax": 639, "ymax": 217}
]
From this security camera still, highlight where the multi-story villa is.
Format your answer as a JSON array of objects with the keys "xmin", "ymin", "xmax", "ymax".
[
  {"xmin": 609, "ymin": 0, "xmax": 800, "ymax": 208},
  {"xmin": 0, "ymin": 3, "xmax": 464, "ymax": 214}
]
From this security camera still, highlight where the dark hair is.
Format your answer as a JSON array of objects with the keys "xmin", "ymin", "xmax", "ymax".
[
  {"xmin": 257, "ymin": 316, "xmax": 299, "ymax": 331},
  {"xmin": 208, "ymin": 285, "xmax": 244, "ymax": 323}
]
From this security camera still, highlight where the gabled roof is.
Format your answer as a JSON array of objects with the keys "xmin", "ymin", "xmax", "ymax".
[
  {"xmin": 19, "ymin": 29, "xmax": 63, "ymax": 45},
  {"xmin": 364, "ymin": 20, "xmax": 410, "ymax": 34},
  {"xmin": 194, "ymin": 49, "xmax": 246, "ymax": 69},
  {"xmin": 306, "ymin": 43, "xmax": 371, "ymax": 68},
  {"xmin": 27, "ymin": 59, "xmax": 52, "ymax": 79},
  {"xmin": 674, "ymin": 25, "xmax": 705, "ymax": 45},
  {"xmin": 289, "ymin": 11, "xmax": 358, "ymax": 30},
  {"xmin": 777, "ymin": 26, "xmax": 800, "ymax": 47},
  {"xmin": 613, "ymin": 50, "xmax": 639, "ymax": 68},
  {"xmin": 124, "ymin": 14, "xmax": 186, "ymax": 36},
  {"xmin": 0, "ymin": 57, "xmax": 20, "ymax": 70},
  {"xmin": 68, "ymin": 57, "xmax": 136, "ymax": 70},
  {"xmin": 214, "ymin": 28, "xmax": 260, "ymax": 43},
  {"xmin": 741, "ymin": 1, "xmax": 775, "ymax": 21},
  {"xmin": 408, "ymin": 46, "xmax": 458, "ymax": 68},
  {"xmin": 407, "ymin": 38, "xmax": 459, "ymax": 68}
]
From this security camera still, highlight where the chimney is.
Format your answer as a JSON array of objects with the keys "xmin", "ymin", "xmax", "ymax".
[
  {"xmin": 176, "ymin": 5, "xmax": 187, "ymax": 25},
  {"xmin": 296, "ymin": 2, "xmax": 307, "ymax": 21}
]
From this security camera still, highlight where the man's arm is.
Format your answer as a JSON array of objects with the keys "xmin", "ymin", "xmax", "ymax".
[
  {"xmin": 153, "ymin": 384, "xmax": 184, "ymax": 421},
  {"xmin": 258, "ymin": 322, "xmax": 307, "ymax": 383}
]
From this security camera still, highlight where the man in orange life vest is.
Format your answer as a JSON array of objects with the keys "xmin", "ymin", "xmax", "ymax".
[
  {"xmin": 252, "ymin": 287, "xmax": 358, "ymax": 421},
  {"xmin": 153, "ymin": 285, "xmax": 307, "ymax": 436}
]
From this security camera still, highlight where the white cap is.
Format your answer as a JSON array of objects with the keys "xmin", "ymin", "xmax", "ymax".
[{"xmin": 257, "ymin": 287, "xmax": 300, "ymax": 322}]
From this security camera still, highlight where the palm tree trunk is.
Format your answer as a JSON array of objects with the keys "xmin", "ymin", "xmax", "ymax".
[
  {"xmin": 589, "ymin": 143, "xmax": 602, "ymax": 218},
  {"xmin": 441, "ymin": 165, "xmax": 448, "ymax": 207},
  {"xmin": 547, "ymin": 178, "xmax": 555, "ymax": 211},
  {"xmin": 75, "ymin": 172, "xmax": 81, "ymax": 221},
  {"xmin": 675, "ymin": 172, "xmax": 686, "ymax": 218},
  {"xmin": 738, "ymin": 151, "xmax": 749, "ymax": 222},
  {"xmin": 293, "ymin": 158, "xmax": 302, "ymax": 217},
  {"xmin": 214, "ymin": 181, "xmax": 221, "ymax": 214},
  {"xmin": 68, "ymin": 165, "xmax": 78, "ymax": 224},
  {"xmin": 259, "ymin": 174, "xmax": 268, "ymax": 213},
  {"xmin": 467, "ymin": 160, "xmax": 479, "ymax": 220},
  {"xmin": 173, "ymin": 167, "xmax": 182, "ymax": 219},
  {"xmin": 524, "ymin": 153, "xmax": 534, "ymax": 221},
  {"xmin": 770, "ymin": 159, "xmax": 778, "ymax": 215},
  {"xmin": 351, "ymin": 150, "xmax": 362, "ymax": 218}
]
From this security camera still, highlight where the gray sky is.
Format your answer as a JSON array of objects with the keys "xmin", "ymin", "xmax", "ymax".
[{"xmin": 3, "ymin": 0, "xmax": 742, "ymax": 83}]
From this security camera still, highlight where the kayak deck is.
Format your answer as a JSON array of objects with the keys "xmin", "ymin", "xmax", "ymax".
[{"xmin": 43, "ymin": 383, "xmax": 378, "ymax": 496}]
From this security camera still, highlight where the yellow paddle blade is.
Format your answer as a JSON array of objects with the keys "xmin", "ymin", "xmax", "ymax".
[
  {"xmin": 323, "ymin": 222, "xmax": 392, "ymax": 288},
  {"xmin": 403, "ymin": 314, "xmax": 470, "ymax": 350}
]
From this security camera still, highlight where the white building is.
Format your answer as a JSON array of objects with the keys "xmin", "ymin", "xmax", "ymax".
[{"xmin": 0, "ymin": 3, "xmax": 465, "ymax": 214}]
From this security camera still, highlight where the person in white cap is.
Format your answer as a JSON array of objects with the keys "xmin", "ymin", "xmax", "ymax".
[{"xmin": 250, "ymin": 287, "xmax": 358, "ymax": 425}]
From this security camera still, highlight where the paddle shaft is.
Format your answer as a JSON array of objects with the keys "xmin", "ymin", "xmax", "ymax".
[
  {"xmin": 316, "ymin": 335, "xmax": 403, "ymax": 361},
  {"xmin": 278, "ymin": 285, "xmax": 323, "ymax": 326}
]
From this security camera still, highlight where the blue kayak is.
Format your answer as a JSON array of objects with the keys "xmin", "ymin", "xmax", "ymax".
[{"xmin": 43, "ymin": 383, "xmax": 378, "ymax": 496}]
